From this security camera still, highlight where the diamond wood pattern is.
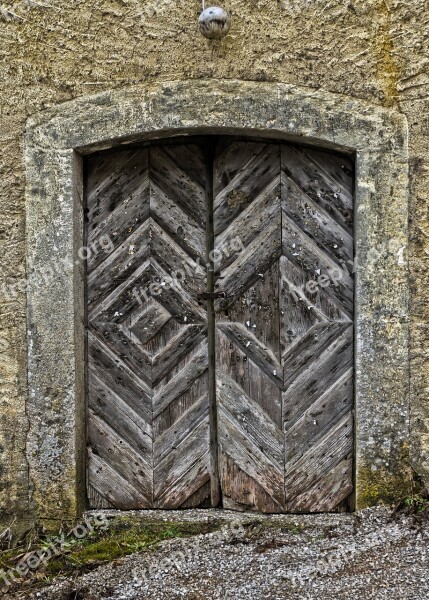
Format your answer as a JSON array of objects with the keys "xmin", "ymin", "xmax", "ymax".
[
  {"xmin": 86, "ymin": 138, "xmax": 354, "ymax": 513},
  {"xmin": 214, "ymin": 141, "xmax": 354, "ymax": 513},
  {"xmin": 86, "ymin": 145, "xmax": 211, "ymax": 509}
]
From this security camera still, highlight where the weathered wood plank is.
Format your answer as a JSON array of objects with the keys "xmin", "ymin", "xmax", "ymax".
[
  {"xmin": 285, "ymin": 368, "xmax": 353, "ymax": 463},
  {"xmin": 282, "ymin": 211, "xmax": 354, "ymax": 317},
  {"xmin": 90, "ymin": 322, "xmax": 153, "ymax": 385},
  {"xmin": 152, "ymin": 343, "xmax": 208, "ymax": 418},
  {"xmin": 150, "ymin": 145, "xmax": 206, "ymax": 225},
  {"xmin": 89, "ymin": 411, "xmax": 153, "ymax": 503},
  {"xmin": 88, "ymin": 332, "xmax": 152, "ymax": 421},
  {"xmin": 214, "ymin": 143, "xmax": 280, "ymax": 235},
  {"xmin": 286, "ymin": 457, "xmax": 354, "ymax": 512},
  {"xmin": 154, "ymin": 396, "xmax": 209, "ymax": 464},
  {"xmin": 283, "ymin": 322, "xmax": 351, "ymax": 387},
  {"xmin": 282, "ymin": 171, "xmax": 353, "ymax": 267},
  {"xmin": 214, "ymin": 140, "xmax": 285, "ymax": 512},
  {"xmin": 283, "ymin": 326, "xmax": 353, "ymax": 428},
  {"xmin": 281, "ymin": 145, "xmax": 353, "ymax": 233},
  {"xmin": 87, "ymin": 143, "xmax": 210, "ymax": 509},
  {"xmin": 152, "ymin": 325, "xmax": 207, "ymax": 386},
  {"xmin": 87, "ymin": 219, "xmax": 151, "ymax": 309},
  {"xmin": 88, "ymin": 450, "xmax": 150, "ymax": 509},
  {"xmin": 127, "ymin": 300, "xmax": 171, "ymax": 346},
  {"xmin": 214, "ymin": 178, "xmax": 280, "ymax": 274},
  {"xmin": 151, "ymin": 219, "xmax": 206, "ymax": 298},
  {"xmin": 214, "ymin": 215, "xmax": 281, "ymax": 311},
  {"xmin": 218, "ymin": 405, "xmax": 285, "ymax": 508},
  {"xmin": 89, "ymin": 370, "xmax": 152, "ymax": 462},
  {"xmin": 154, "ymin": 418, "xmax": 210, "ymax": 506},
  {"xmin": 87, "ymin": 150, "xmax": 149, "ymax": 224},
  {"xmin": 220, "ymin": 454, "xmax": 282, "ymax": 513},
  {"xmin": 217, "ymin": 370, "xmax": 284, "ymax": 467},
  {"xmin": 285, "ymin": 413, "xmax": 354, "ymax": 506},
  {"xmin": 217, "ymin": 323, "xmax": 283, "ymax": 390},
  {"xmin": 151, "ymin": 181, "xmax": 206, "ymax": 262}
]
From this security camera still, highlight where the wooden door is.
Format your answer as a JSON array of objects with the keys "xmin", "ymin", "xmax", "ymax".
[
  {"xmin": 213, "ymin": 141, "xmax": 354, "ymax": 513},
  {"xmin": 86, "ymin": 145, "xmax": 212, "ymax": 509},
  {"xmin": 85, "ymin": 138, "xmax": 354, "ymax": 512}
]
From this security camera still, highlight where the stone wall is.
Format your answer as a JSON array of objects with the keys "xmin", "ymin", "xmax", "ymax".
[{"xmin": 0, "ymin": 0, "xmax": 428, "ymax": 532}]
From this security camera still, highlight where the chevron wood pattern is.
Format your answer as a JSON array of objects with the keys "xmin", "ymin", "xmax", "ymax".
[
  {"xmin": 86, "ymin": 145, "xmax": 211, "ymax": 509},
  {"xmin": 86, "ymin": 138, "xmax": 354, "ymax": 513},
  {"xmin": 214, "ymin": 141, "xmax": 354, "ymax": 513}
]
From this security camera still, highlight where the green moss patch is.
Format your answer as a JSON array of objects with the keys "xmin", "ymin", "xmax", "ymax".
[{"xmin": 0, "ymin": 516, "xmax": 223, "ymax": 590}]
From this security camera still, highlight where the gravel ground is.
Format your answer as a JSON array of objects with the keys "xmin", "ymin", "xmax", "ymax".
[{"xmin": 4, "ymin": 508, "xmax": 429, "ymax": 600}]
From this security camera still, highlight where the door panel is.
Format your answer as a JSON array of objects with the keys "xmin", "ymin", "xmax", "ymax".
[
  {"xmin": 86, "ymin": 138, "xmax": 355, "ymax": 513},
  {"xmin": 86, "ymin": 145, "xmax": 210, "ymax": 509},
  {"xmin": 280, "ymin": 145, "xmax": 354, "ymax": 511},
  {"xmin": 213, "ymin": 141, "xmax": 354, "ymax": 513},
  {"xmin": 214, "ymin": 142, "xmax": 285, "ymax": 512}
]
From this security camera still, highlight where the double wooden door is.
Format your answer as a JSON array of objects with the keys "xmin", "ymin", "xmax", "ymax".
[{"xmin": 85, "ymin": 138, "xmax": 354, "ymax": 513}]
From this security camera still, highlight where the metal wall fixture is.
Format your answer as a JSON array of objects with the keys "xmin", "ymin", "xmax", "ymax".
[{"xmin": 199, "ymin": 5, "xmax": 231, "ymax": 39}]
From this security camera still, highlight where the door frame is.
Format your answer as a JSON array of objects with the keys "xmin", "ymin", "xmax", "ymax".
[{"xmin": 25, "ymin": 80, "xmax": 409, "ymax": 524}]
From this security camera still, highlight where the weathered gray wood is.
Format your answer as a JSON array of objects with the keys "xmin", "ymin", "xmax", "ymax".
[
  {"xmin": 217, "ymin": 402, "xmax": 285, "ymax": 509},
  {"xmin": 214, "ymin": 216, "xmax": 281, "ymax": 312},
  {"xmin": 217, "ymin": 323, "xmax": 283, "ymax": 389},
  {"xmin": 87, "ymin": 138, "xmax": 354, "ymax": 513},
  {"xmin": 204, "ymin": 140, "xmax": 222, "ymax": 508},
  {"xmin": 86, "ymin": 143, "xmax": 211, "ymax": 509},
  {"xmin": 285, "ymin": 414, "xmax": 354, "ymax": 504},
  {"xmin": 282, "ymin": 172, "xmax": 353, "ymax": 267},
  {"xmin": 152, "ymin": 325, "xmax": 207, "ymax": 386},
  {"xmin": 89, "ymin": 411, "xmax": 152, "ymax": 504},
  {"xmin": 87, "ymin": 220, "xmax": 151, "ymax": 310},
  {"xmin": 214, "ymin": 140, "xmax": 354, "ymax": 513},
  {"xmin": 214, "ymin": 143, "xmax": 280, "ymax": 235},
  {"xmin": 217, "ymin": 370, "xmax": 284, "ymax": 467},
  {"xmin": 281, "ymin": 146, "xmax": 354, "ymax": 512},
  {"xmin": 154, "ymin": 418, "xmax": 210, "ymax": 508},
  {"xmin": 151, "ymin": 181, "xmax": 206, "ymax": 262},
  {"xmin": 89, "ymin": 370, "xmax": 152, "ymax": 461},
  {"xmin": 214, "ymin": 142, "xmax": 285, "ymax": 512},
  {"xmin": 87, "ymin": 150, "xmax": 150, "ymax": 273},
  {"xmin": 154, "ymin": 396, "xmax": 208, "ymax": 462},
  {"xmin": 283, "ymin": 327, "xmax": 353, "ymax": 429},
  {"xmin": 150, "ymin": 145, "xmax": 206, "ymax": 226},
  {"xmin": 88, "ymin": 333, "xmax": 152, "ymax": 421},
  {"xmin": 152, "ymin": 344, "xmax": 208, "ymax": 418},
  {"xmin": 286, "ymin": 457, "xmax": 354, "ymax": 512},
  {"xmin": 283, "ymin": 322, "xmax": 351, "ymax": 387},
  {"xmin": 214, "ymin": 177, "xmax": 280, "ymax": 273},
  {"xmin": 220, "ymin": 454, "xmax": 282, "ymax": 513},
  {"xmin": 285, "ymin": 368, "xmax": 353, "ymax": 462},
  {"xmin": 282, "ymin": 212, "xmax": 354, "ymax": 318},
  {"xmin": 88, "ymin": 450, "xmax": 149, "ymax": 509},
  {"xmin": 281, "ymin": 145, "xmax": 353, "ymax": 235}
]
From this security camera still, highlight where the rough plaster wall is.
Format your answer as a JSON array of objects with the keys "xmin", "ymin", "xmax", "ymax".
[{"xmin": 0, "ymin": 0, "xmax": 427, "ymax": 528}]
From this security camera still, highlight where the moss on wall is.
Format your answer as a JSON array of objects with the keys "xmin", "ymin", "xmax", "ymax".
[{"xmin": 356, "ymin": 444, "xmax": 417, "ymax": 509}]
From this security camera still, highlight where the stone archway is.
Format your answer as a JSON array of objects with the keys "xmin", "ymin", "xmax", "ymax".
[{"xmin": 25, "ymin": 80, "xmax": 409, "ymax": 523}]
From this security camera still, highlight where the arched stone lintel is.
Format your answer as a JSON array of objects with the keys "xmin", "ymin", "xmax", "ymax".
[{"xmin": 25, "ymin": 79, "xmax": 409, "ymax": 523}]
